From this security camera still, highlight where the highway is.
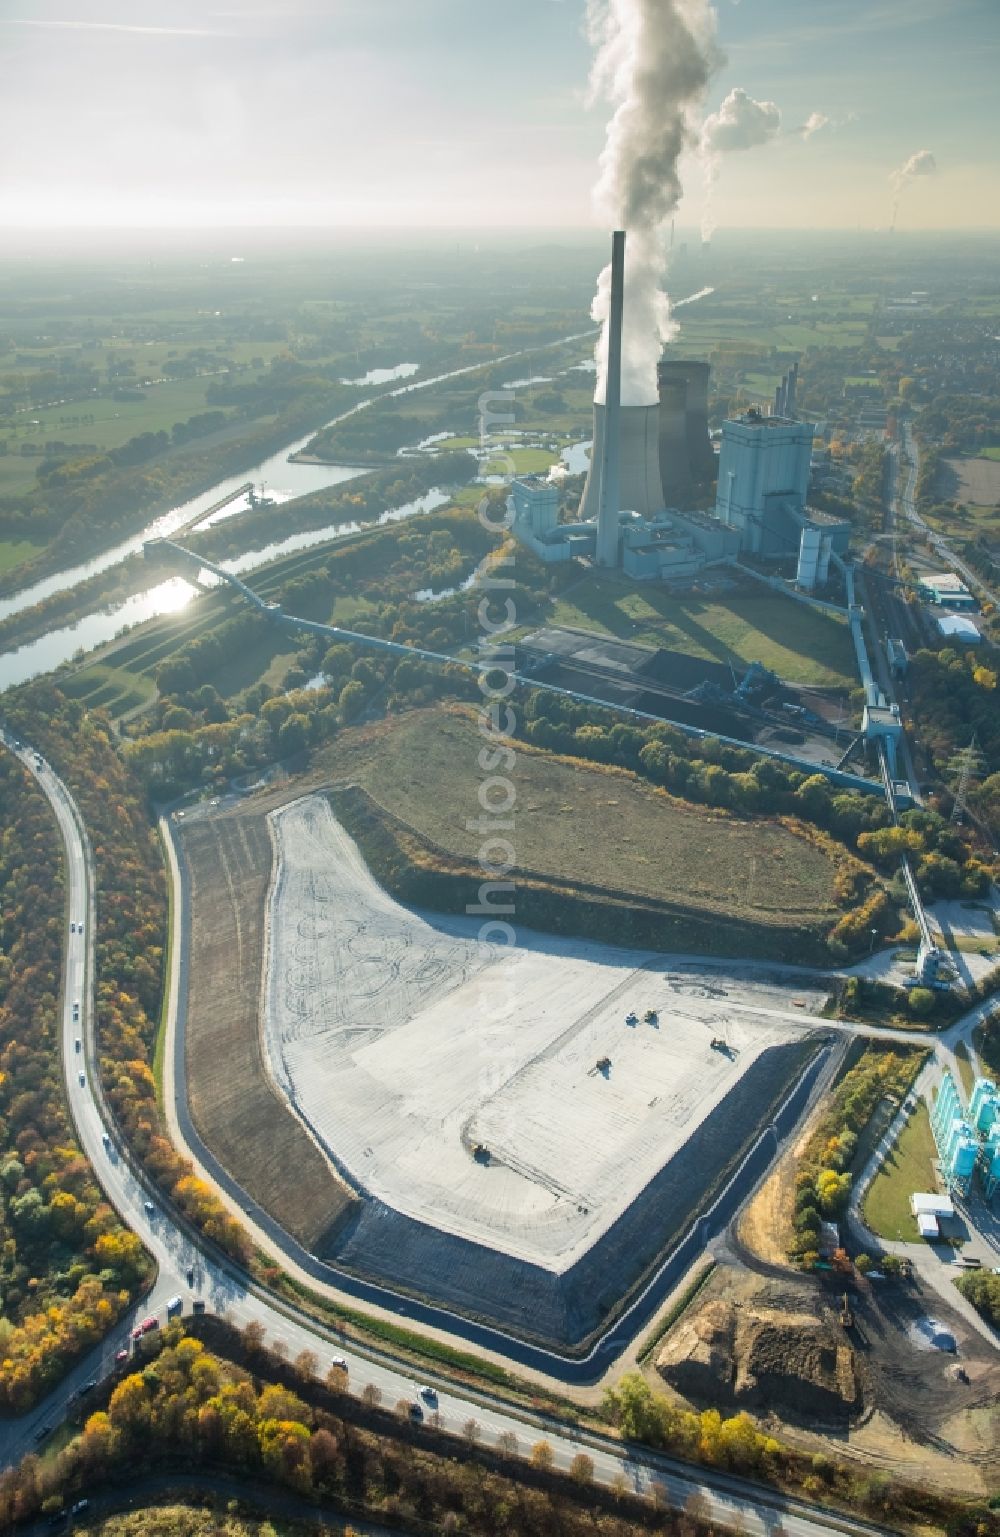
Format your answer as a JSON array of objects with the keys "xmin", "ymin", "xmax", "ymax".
[{"xmin": 0, "ymin": 732, "xmax": 902, "ymax": 1537}]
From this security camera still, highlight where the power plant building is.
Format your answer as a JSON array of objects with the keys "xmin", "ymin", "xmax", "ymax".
[
  {"xmin": 510, "ymin": 230, "xmax": 851, "ymax": 594},
  {"xmin": 714, "ymin": 408, "xmax": 850, "ymax": 590}
]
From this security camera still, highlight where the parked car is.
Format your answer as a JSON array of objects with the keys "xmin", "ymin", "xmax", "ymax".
[
  {"xmin": 144, "ymin": 1199, "xmax": 156, "ymax": 1217},
  {"xmin": 140, "ymin": 1316, "xmax": 158, "ymax": 1334},
  {"xmin": 78, "ymin": 1072, "xmax": 85, "ymax": 1088},
  {"xmin": 115, "ymin": 1348, "xmax": 129, "ymax": 1364},
  {"xmin": 166, "ymin": 1295, "xmax": 183, "ymax": 1318},
  {"xmin": 419, "ymin": 1384, "xmax": 437, "ymax": 1403},
  {"xmin": 330, "ymin": 1356, "xmax": 348, "ymax": 1373},
  {"xmin": 408, "ymin": 1401, "xmax": 423, "ymax": 1421},
  {"xmin": 192, "ymin": 1299, "xmax": 206, "ymax": 1315},
  {"xmin": 74, "ymin": 1038, "xmax": 81, "ymax": 1053}
]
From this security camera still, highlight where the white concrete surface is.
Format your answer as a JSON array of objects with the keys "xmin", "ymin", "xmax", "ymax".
[{"xmin": 262, "ymin": 794, "xmax": 820, "ymax": 1272}]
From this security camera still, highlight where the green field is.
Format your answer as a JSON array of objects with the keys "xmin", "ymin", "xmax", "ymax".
[
  {"xmin": 548, "ymin": 573, "xmax": 858, "ymax": 689},
  {"xmin": 0, "ymin": 538, "xmax": 42, "ymax": 574},
  {"xmin": 484, "ymin": 446, "xmax": 558, "ymax": 475},
  {"xmin": 980, "ymin": 446, "xmax": 1000, "ymax": 461},
  {"xmin": 862, "ymin": 1099, "xmax": 937, "ymax": 1243}
]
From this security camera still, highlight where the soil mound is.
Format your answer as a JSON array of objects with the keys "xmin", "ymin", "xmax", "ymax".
[{"xmin": 657, "ymin": 1295, "xmax": 862, "ymax": 1424}]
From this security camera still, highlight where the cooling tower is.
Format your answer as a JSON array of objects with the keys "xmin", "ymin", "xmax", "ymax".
[
  {"xmin": 656, "ymin": 359, "xmax": 716, "ymax": 501},
  {"xmin": 580, "ymin": 402, "xmax": 666, "ymax": 532},
  {"xmin": 657, "ymin": 370, "xmax": 693, "ymax": 504}
]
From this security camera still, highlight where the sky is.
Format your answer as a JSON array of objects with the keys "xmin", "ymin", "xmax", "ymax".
[{"xmin": 0, "ymin": 0, "xmax": 997, "ymax": 231}]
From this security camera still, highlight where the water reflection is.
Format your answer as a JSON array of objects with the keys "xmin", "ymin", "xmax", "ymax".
[
  {"xmin": 341, "ymin": 362, "xmax": 419, "ymax": 387},
  {"xmin": 0, "ymin": 491, "xmax": 450, "ymax": 691}
]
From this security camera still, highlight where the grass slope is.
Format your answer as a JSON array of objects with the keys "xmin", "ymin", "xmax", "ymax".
[
  {"xmin": 862, "ymin": 1099, "xmax": 938, "ymax": 1243},
  {"xmin": 548, "ymin": 573, "xmax": 857, "ymax": 689},
  {"xmin": 320, "ymin": 705, "xmax": 841, "ymax": 931}
]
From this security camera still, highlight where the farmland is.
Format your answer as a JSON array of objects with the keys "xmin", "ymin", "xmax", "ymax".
[{"xmin": 938, "ymin": 455, "xmax": 1000, "ymax": 522}]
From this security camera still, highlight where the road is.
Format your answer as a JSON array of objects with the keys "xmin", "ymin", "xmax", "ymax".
[{"xmin": 0, "ymin": 734, "xmax": 901, "ymax": 1537}]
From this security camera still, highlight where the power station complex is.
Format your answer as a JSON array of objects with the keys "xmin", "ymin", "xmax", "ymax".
[{"xmin": 511, "ymin": 229, "xmax": 849, "ymax": 591}]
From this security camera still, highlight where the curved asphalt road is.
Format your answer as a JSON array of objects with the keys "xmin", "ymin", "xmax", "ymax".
[{"xmin": 0, "ymin": 734, "xmax": 918, "ymax": 1537}]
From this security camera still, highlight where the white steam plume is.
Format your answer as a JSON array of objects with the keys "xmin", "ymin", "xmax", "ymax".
[
  {"xmin": 889, "ymin": 148, "xmax": 936, "ymax": 230},
  {"xmin": 700, "ymin": 87, "xmax": 781, "ymax": 243},
  {"xmin": 587, "ymin": 0, "xmax": 718, "ymax": 405},
  {"xmin": 799, "ymin": 111, "xmax": 830, "ymax": 139}
]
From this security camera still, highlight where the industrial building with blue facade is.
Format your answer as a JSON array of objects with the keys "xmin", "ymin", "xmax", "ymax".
[{"xmin": 928, "ymin": 1068, "xmax": 1000, "ymax": 1204}]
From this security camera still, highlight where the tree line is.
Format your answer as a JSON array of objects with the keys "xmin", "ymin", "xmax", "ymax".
[
  {"xmin": 0, "ymin": 752, "xmax": 153, "ymax": 1411},
  {"xmin": 2, "ymin": 1324, "xmax": 721, "ymax": 1537},
  {"xmin": 2, "ymin": 686, "xmax": 252, "ymax": 1281},
  {"xmin": 786, "ymin": 1043, "xmax": 927, "ymax": 1267}
]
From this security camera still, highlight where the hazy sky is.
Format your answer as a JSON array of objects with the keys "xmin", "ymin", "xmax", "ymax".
[{"xmin": 1, "ymin": 0, "xmax": 997, "ymax": 230}]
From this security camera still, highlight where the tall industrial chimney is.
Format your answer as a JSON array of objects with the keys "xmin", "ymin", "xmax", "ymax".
[
  {"xmin": 596, "ymin": 230, "xmax": 625, "ymax": 568},
  {"xmin": 578, "ymin": 231, "xmax": 665, "ymax": 550}
]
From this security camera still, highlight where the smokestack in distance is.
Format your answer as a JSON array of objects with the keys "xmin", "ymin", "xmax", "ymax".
[{"xmin": 596, "ymin": 230, "xmax": 625, "ymax": 569}]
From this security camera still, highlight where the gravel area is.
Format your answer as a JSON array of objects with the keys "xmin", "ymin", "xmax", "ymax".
[{"xmin": 263, "ymin": 795, "xmax": 820, "ymax": 1279}]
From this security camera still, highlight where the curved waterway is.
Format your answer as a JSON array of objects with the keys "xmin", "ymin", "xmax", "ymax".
[{"xmin": 0, "ymin": 328, "xmax": 597, "ymax": 691}]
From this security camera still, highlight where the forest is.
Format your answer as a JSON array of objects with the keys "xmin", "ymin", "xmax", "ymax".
[
  {"xmin": 1, "ymin": 1324, "xmax": 718, "ymax": 1537},
  {"xmin": 0, "ymin": 753, "xmax": 152, "ymax": 1410},
  {"xmin": 2, "ymin": 685, "xmax": 251, "ymax": 1289}
]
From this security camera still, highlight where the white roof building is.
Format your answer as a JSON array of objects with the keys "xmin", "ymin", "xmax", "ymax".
[
  {"xmin": 911, "ymin": 1192, "xmax": 955, "ymax": 1218},
  {"xmin": 936, "ymin": 612, "xmax": 982, "ymax": 643},
  {"xmin": 923, "ymin": 572, "xmax": 977, "ymax": 608}
]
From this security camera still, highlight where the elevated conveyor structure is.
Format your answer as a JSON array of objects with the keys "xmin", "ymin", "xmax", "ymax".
[{"xmin": 144, "ymin": 539, "xmax": 882, "ymax": 796}]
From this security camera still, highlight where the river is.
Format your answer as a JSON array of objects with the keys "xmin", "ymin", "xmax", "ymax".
[{"xmin": 0, "ymin": 328, "xmax": 597, "ymax": 692}]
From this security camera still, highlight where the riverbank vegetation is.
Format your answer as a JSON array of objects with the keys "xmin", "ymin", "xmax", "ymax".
[{"xmin": 0, "ymin": 753, "xmax": 153, "ymax": 1411}]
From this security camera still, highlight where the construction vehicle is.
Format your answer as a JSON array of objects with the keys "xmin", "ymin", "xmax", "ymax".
[
  {"xmin": 625, "ymin": 1011, "xmax": 638, "ymax": 1026},
  {"xmin": 839, "ymin": 1293, "xmax": 854, "ymax": 1329},
  {"xmin": 710, "ymin": 1036, "xmax": 727, "ymax": 1052},
  {"xmin": 644, "ymin": 1009, "xmax": 658, "ymax": 1025}
]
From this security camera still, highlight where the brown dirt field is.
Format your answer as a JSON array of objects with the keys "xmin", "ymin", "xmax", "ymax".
[
  {"xmin": 737, "ymin": 1092, "xmax": 832, "ymax": 1266},
  {"xmin": 941, "ymin": 455, "xmax": 1000, "ymax": 508},
  {"xmin": 179, "ymin": 800, "xmax": 357, "ymax": 1249},
  {"xmin": 652, "ymin": 1265, "xmax": 1000, "ymax": 1494},
  {"xmin": 736, "ymin": 1149, "xmax": 800, "ymax": 1267}
]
